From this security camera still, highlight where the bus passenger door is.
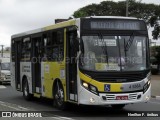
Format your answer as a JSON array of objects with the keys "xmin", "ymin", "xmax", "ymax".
[
  {"xmin": 15, "ymin": 41, "xmax": 21, "ymax": 90},
  {"xmin": 66, "ymin": 30, "xmax": 78, "ymax": 102},
  {"xmin": 31, "ymin": 37, "xmax": 41, "ymax": 94}
]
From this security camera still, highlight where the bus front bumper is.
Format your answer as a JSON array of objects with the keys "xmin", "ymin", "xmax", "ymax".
[{"xmin": 78, "ymin": 85, "xmax": 151, "ymax": 105}]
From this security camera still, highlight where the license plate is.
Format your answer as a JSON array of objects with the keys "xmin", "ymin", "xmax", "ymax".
[{"xmin": 116, "ymin": 96, "xmax": 128, "ymax": 100}]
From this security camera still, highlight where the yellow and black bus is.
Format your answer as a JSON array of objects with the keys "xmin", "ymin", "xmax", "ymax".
[{"xmin": 11, "ymin": 16, "xmax": 151, "ymax": 110}]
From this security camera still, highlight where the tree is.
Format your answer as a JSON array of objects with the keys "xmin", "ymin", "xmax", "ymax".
[
  {"xmin": 150, "ymin": 46, "xmax": 160, "ymax": 74},
  {"xmin": 73, "ymin": 0, "xmax": 160, "ymax": 39}
]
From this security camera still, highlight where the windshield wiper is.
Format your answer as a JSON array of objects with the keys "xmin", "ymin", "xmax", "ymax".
[
  {"xmin": 98, "ymin": 33, "xmax": 109, "ymax": 64},
  {"xmin": 80, "ymin": 38, "xmax": 84, "ymax": 54},
  {"xmin": 125, "ymin": 33, "xmax": 134, "ymax": 51}
]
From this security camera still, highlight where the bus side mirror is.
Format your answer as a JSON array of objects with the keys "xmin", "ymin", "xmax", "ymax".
[{"xmin": 80, "ymin": 40, "xmax": 84, "ymax": 54}]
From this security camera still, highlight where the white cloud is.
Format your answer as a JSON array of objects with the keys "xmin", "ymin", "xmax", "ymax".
[{"xmin": 0, "ymin": 0, "xmax": 160, "ymax": 46}]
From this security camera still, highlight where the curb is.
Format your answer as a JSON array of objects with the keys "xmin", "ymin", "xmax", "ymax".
[{"xmin": 151, "ymin": 96, "xmax": 160, "ymax": 100}]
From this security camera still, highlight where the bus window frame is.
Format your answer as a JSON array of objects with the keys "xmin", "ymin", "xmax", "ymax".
[
  {"xmin": 21, "ymin": 36, "xmax": 31, "ymax": 61},
  {"xmin": 41, "ymin": 29, "xmax": 64, "ymax": 62}
]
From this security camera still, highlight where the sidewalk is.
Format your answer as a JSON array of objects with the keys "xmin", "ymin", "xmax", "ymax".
[{"xmin": 151, "ymin": 75, "xmax": 160, "ymax": 98}]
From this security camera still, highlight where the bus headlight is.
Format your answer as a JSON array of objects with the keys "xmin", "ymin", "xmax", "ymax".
[
  {"xmin": 143, "ymin": 80, "xmax": 150, "ymax": 93},
  {"xmin": 81, "ymin": 80, "xmax": 99, "ymax": 96},
  {"xmin": 83, "ymin": 82, "xmax": 89, "ymax": 88}
]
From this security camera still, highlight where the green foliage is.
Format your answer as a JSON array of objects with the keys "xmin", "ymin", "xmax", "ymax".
[
  {"xmin": 150, "ymin": 46, "xmax": 160, "ymax": 64},
  {"xmin": 73, "ymin": 0, "xmax": 160, "ymax": 39},
  {"xmin": 152, "ymin": 24, "xmax": 160, "ymax": 39}
]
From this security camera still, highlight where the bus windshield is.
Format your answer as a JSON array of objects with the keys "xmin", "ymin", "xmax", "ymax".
[{"xmin": 80, "ymin": 35, "xmax": 148, "ymax": 71}]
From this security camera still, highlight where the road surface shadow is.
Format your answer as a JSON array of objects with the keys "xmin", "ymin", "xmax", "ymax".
[{"xmin": 31, "ymin": 98, "xmax": 134, "ymax": 117}]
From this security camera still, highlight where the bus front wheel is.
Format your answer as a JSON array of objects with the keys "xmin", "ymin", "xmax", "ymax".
[
  {"xmin": 23, "ymin": 78, "xmax": 33, "ymax": 101},
  {"xmin": 53, "ymin": 81, "xmax": 67, "ymax": 110},
  {"xmin": 111, "ymin": 104, "xmax": 125, "ymax": 109}
]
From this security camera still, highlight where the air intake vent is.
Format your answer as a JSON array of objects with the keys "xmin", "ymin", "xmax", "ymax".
[
  {"xmin": 80, "ymin": 69, "xmax": 149, "ymax": 83},
  {"xmin": 93, "ymin": 72, "xmax": 146, "ymax": 82}
]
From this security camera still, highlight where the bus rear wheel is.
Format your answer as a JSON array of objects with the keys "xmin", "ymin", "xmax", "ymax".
[
  {"xmin": 53, "ymin": 81, "xmax": 67, "ymax": 110},
  {"xmin": 111, "ymin": 104, "xmax": 125, "ymax": 109},
  {"xmin": 23, "ymin": 78, "xmax": 33, "ymax": 101}
]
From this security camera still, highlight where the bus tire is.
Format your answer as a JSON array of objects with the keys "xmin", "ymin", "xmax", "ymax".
[
  {"xmin": 23, "ymin": 78, "xmax": 33, "ymax": 101},
  {"xmin": 53, "ymin": 81, "xmax": 67, "ymax": 110},
  {"xmin": 111, "ymin": 104, "xmax": 125, "ymax": 109}
]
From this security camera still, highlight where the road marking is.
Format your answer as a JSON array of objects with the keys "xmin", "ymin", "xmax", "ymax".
[
  {"xmin": 51, "ymin": 116, "xmax": 75, "ymax": 120},
  {"xmin": 0, "ymin": 101, "xmax": 4, "ymax": 104},
  {"xmin": 0, "ymin": 100, "xmax": 29, "ymax": 111},
  {"xmin": 148, "ymin": 101, "xmax": 160, "ymax": 105},
  {"xmin": 17, "ymin": 105, "xmax": 30, "ymax": 110},
  {"xmin": 0, "ymin": 100, "xmax": 75, "ymax": 120},
  {"xmin": 0, "ymin": 85, "xmax": 6, "ymax": 89},
  {"xmin": 0, "ymin": 102, "xmax": 22, "ymax": 111}
]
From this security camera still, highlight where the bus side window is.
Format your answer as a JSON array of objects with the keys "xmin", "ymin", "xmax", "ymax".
[
  {"xmin": 21, "ymin": 38, "xmax": 31, "ymax": 61},
  {"xmin": 11, "ymin": 40, "xmax": 15, "ymax": 62},
  {"xmin": 52, "ymin": 30, "xmax": 64, "ymax": 61},
  {"xmin": 42, "ymin": 34, "xmax": 48, "ymax": 61},
  {"xmin": 57, "ymin": 30, "xmax": 64, "ymax": 61},
  {"xmin": 52, "ymin": 31, "xmax": 58, "ymax": 61}
]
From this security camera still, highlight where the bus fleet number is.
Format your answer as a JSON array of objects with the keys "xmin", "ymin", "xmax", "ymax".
[{"xmin": 129, "ymin": 84, "xmax": 141, "ymax": 89}]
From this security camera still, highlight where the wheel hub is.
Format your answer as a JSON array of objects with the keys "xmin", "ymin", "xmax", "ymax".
[{"xmin": 56, "ymin": 89, "xmax": 64, "ymax": 105}]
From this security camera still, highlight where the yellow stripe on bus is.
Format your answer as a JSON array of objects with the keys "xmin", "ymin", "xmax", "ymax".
[
  {"xmin": 110, "ymin": 83, "xmax": 122, "ymax": 92},
  {"xmin": 79, "ymin": 70, "xmax": 122, "ymax": 92},
  {"xmin": 43, "ymin": 20, "xmax": 76, "ymax": 31}
]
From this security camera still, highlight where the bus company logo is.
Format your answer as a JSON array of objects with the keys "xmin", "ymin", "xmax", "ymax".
[
  {"xmin": 104, "ymin": 84, "xmax": 110, "ymax": 92},
  {"xmin": 2, "ymin": 112, "xmax": 11, "ymax": 117}
]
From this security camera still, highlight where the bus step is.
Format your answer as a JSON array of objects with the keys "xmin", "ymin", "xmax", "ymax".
[{"xmin": 34, "ymin": 93, "xmax": 41, "ymax": 98}]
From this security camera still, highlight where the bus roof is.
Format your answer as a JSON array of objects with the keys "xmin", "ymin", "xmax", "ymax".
[
  {"xmin": 11, "ymin": 19, "xmax": 77, "ymax": 39},
  {"xmin": 11, "ymin": 16, "xmax": 138, "ymax": 39},
  {"xmin": 83, "ymin": 16, "xmax": 138, "ymax": 19}
]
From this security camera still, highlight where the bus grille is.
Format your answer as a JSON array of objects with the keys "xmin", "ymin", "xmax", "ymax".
[
  {"xmin": 105, "ymin": 93, "xmax": 137, "ymax": 101},
  {"xmin": 129, "ymin": 93, "xmax": 138, "ymax": 100},
  {"xmin": 92, "ymin": 72, "xmax": 146, "ymax": 83},
  {"xmin": 80, "ymin": 69, "xmax": 149, "ymax": 83}
]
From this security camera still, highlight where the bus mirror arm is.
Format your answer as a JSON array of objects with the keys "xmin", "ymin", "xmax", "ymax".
[
  {"xmin": 80, "ymin": 39, "xmax": 84, "ymax": 54},
  {"xmin": 76, "ymin": 37, "xmax": 80, "ymax": 51}
]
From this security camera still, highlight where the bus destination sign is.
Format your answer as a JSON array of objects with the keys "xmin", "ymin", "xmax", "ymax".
[{"xmin": 89, "ymin": 20, "xmax": 145, "ymax": 30}]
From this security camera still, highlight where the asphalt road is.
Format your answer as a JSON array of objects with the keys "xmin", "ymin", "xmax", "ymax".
[
  {"xmin": 0, "ymin": 85, "xmax": 160, "ymax": 120},
  {"xmin": 151, "ymin": 75, "xmax": 160, "ymax": 97}
]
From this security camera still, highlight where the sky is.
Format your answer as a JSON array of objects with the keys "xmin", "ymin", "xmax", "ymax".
[{"xmin": 0, "ymin": 0, "xmax": 160, "ymax": 47}]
